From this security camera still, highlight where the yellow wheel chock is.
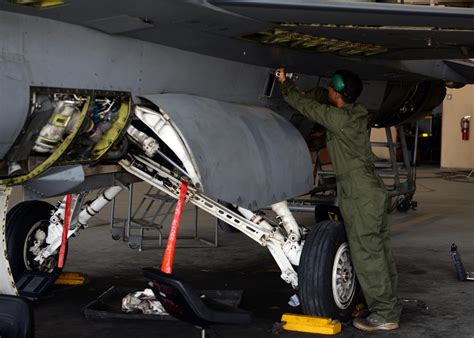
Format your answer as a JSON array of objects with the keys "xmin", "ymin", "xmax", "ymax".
[
  {"xmin": 280, "ymin": 313, "xmax": 342, "ymax": 335},
  {"xmin": 54, "ymin": 272, "xmax": 88, "ymax": 286}
]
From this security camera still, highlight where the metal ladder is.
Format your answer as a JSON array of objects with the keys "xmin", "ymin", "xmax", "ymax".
[
  {"xmin": 110, "ymin": 184, "xmax": 219, "ymax": 251},
  {"xmin": 371, "ymin": 125, "xmax": 417, "ymax": 211},
  {"xmin": 289, "ymin": 124, "xmax": 418, "ymax": 213}
]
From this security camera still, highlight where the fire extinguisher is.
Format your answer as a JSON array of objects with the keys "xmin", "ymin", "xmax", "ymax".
[{"xmin": 461, "ymin": 116, "xmax": 471, "ymax": 141}]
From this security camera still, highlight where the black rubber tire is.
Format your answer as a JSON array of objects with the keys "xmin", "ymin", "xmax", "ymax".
[
  {"xmin": 6, "ymin": 200, "xmax": 63, "ymax": 282},
  {"xmin": 298, "ymin": 220, "xmax": 361, "ymax": 323}
]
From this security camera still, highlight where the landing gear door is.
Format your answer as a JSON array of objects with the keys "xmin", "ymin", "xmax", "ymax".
[{"xmin": 141, "ymin": 93, "xmax": 313, "ymax": 210}]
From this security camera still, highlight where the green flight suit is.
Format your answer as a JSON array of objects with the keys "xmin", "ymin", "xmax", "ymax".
[{"xmin": 281, "ymin": 81, "xmax": 402, "ymax": 323}]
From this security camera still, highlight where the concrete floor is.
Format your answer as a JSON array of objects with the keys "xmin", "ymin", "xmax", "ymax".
[{"xmin": 8, "ymin": 167, "xmax": 474, "ymax": 337}]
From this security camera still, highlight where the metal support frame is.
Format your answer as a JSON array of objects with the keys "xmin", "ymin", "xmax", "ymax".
[
  {"xmin": 385, "ymin": 127, "xmax": 401, "ymax": 190},
  {"xmin": 119, "ymin": 154, "xmax": 299, "ymax": 287},
  {"xmin": 111, "ymin": 184, "xmax": 219, "ymax": 251},
  {"xmin": 374, "ymin": 125, "xmax": 417, "ymax": 210},
  {"xmin": 130, "ymin": 186, "xmax": 176, "ymax": 249},
  {"xmin": 290, "ymin": 124, "xmax": 417, "ymax": 213},
  {"xmin": 398, "ymin": 125, "xmax": 416, "ymax": 192},
  {"xmin": 109, "ymin": 179, "xmax": 134, "ymax": 241}
]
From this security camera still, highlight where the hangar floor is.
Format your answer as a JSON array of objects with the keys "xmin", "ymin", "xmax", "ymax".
[{"xmin": 10, "ymin": 167, "xmax": 474, "ymax": 337}]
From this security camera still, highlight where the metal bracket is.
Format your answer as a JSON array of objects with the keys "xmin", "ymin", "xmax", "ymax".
[
  {"xmin": 120, "ymin": 154, "xmax": 271, "ymax": 244},
  {"xmin": 119, "ymin": 154, "xmax": 299, "ymax": 287}
]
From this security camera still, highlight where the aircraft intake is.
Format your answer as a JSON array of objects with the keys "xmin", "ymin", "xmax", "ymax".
[{"xmin": 372, "ymin": 80, "xmax": 446, "ymax": 127}]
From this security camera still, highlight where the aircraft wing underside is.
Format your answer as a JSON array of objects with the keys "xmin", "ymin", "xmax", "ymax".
[{"xmin": 0, "ymin": 0, "xmax": 473, "ymax": 82}]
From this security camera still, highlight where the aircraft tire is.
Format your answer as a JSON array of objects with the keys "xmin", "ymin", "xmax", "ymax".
[
  {"xmin": 298, "ymin": 220, "xmax": 362, "ymax": 323},
  {"xmin": 6, "ymin": 200, "xmax": 64, "ymax": 282}
]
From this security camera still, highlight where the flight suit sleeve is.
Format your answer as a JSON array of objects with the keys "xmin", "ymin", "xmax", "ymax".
[
  {"xmin": 302, "ymin": 87, "xmax": 328, "ymax": 103},
  {"xmin": 281, "ymin": 81, "xmax": 350, "ymax": 133}
]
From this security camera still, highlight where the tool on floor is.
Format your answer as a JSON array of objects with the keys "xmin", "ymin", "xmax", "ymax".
[
  {"xmin": 276, "ymin": 313, "xmax": 341, "ymax": 335},
  {"xmin": 451, "ymin": 243, "xmax": 474, "ymax": 281}
]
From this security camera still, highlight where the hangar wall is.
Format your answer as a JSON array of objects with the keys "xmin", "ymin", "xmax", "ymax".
[
  {"xmin": 441, "ymin": 85, "xmax": 474, "ymax": 169},
  {"xmin": 370, "ymin": 127, "xmax": 397, "ymax": 160}
]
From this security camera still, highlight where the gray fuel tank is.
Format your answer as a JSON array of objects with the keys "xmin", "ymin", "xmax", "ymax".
[{"xmin": 143, "ymin": 94, "xmax": 313, "ymax": 210}]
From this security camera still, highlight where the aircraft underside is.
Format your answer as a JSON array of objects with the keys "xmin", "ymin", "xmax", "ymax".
[{"xmin": 0, "ymin": 0, "xmax": 473, "ymax": 323}]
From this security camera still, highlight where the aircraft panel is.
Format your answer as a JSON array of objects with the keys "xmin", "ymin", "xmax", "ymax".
[{"xmin": 143, "ymin": 93, "xmax": 314, "ymax": 210}]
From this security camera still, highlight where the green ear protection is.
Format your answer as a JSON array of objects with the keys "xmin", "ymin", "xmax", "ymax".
[{"xmin": 331, "ymin": 73, "xmax": 345, "ymax": 93}]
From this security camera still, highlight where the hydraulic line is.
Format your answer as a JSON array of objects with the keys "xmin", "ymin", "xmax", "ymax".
[{"xmin": 77, "ymin": 186, "xmax": 123, "ymax": 226}]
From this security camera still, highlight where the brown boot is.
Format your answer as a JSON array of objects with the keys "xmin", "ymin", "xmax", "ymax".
[{"xmin": 353, "ymin": 317, "xmax": 399, "ymax": 332}]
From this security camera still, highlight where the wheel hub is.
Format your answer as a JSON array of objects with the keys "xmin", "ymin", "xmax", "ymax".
[
  {"xmin": 332, "ymin": 242, "xmax": 356, "ymax": 309},
  {"xmin": 23, "ymin": 220, "xmax": 56, "ymax": 272}
]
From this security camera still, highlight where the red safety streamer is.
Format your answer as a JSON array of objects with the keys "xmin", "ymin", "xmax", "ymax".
[
  {"xmin": 58, "ymin": 194, "xmax": 72, "ymax": 269},
  {"xmin": 161, "ymin": 181, "xmax": 188, "ymax": 274}
]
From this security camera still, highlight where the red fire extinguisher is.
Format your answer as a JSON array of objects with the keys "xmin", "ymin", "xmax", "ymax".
[{"xmin": 461, "ymin": 116, "xmax": 471, "ymax": 141}]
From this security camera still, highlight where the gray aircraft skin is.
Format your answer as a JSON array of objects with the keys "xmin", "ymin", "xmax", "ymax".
[
  {"xmin": 0, "ymin": 0, "xmax": 473, "ymax": 322},
  {"xmin": 1, "ymin": 0, "xmax": 473, "ymax": 196}
]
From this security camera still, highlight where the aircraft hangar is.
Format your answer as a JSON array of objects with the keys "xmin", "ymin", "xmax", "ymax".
[{"xmin": 0, "ymin": 0, "xmax": 473, "ymax": 337}]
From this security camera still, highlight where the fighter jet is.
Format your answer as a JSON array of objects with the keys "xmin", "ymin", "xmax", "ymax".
[{"xmin": 0, "ymin": 0, "xmax": 473, "ymax": 322}]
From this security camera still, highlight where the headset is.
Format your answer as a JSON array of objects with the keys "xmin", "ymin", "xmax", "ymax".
[
  {"xmin": 330, "ymin": 73, "xmax": 346, "ymax": 94},
  {"xmin": 331, "ymin": 72, "xmax": 353, "ymax": 102},
  {"xmin": 330, "ymin": 71, "xmax": 360, "ymax": 103}
]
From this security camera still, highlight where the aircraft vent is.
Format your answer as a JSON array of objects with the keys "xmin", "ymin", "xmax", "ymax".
[{"xmin": 241, "ymin": 28, "xmax": 388, "ymax": 57}]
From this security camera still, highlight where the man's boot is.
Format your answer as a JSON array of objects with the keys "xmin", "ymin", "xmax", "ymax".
[{"xmin": 353, "ymin": 317, "xmax": 399, "ymax": 332}]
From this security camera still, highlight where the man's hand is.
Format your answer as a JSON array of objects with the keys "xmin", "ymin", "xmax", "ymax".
[{"xmin": 275, "ymin": 68, "xmax": 286, "ymax": 83}]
